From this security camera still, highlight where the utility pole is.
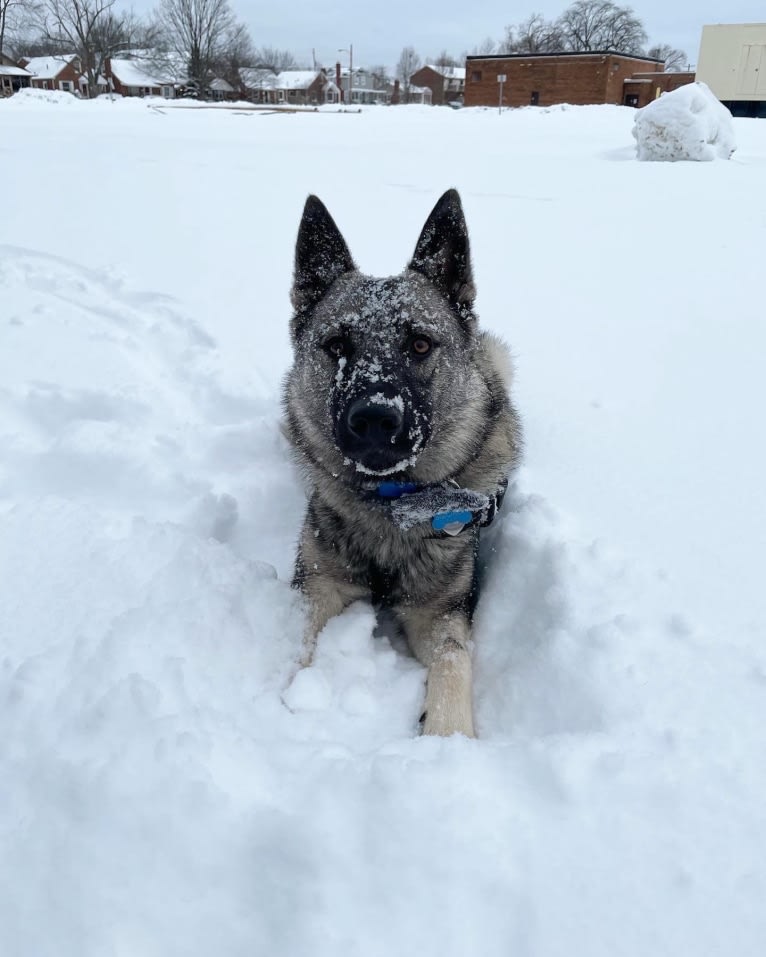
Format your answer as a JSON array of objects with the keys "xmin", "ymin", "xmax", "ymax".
[{"xmin": 339, "ymin": 44, "xmax": 353, "ymax": 107}]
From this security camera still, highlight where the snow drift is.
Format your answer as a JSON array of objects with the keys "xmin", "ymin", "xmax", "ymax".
[
  {"xmin": 632, "ymin": 81, "xmax": 736, "ymax": 162},
  {"xmin": 1, "ymin": 94, "xmax": 765, "ymax": 957}
]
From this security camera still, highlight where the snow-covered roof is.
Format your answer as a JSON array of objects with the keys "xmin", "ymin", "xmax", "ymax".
[
  {"xmin": 239, "ymin": 68, "xmax": 323, "ymax": 91},
  {"xmin": 0, "ymin": 65, "xmax": 32, "ymax": 77},
  {"xmin": 238, "ymin": 67, "xmax": 273, "ymax": 89},
  {"xmin": 270, "ymin": 70, "xmax": 321, "ymax": 90},
  {"xmin": 109, "ymin": 58, "xmax": 163, "ymax": 88},
  {"xmin": 209, "ymin": 77, "xmax": 234, "ymax": 92},
  {"xmin": 426, "ymin": 64, "xmax": 466, "ymax": 80},
  {"xmin": 22, "ymin": 55, "xmax": 78, "ymax": 79}
]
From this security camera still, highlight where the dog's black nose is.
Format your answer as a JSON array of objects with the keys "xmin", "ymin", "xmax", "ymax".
[{"xmin": 346, "ymin": 399, "xmax": 404, "ymax": 445}]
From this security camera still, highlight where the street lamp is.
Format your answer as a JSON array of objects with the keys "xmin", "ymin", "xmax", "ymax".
[{"xmin": 338, "ymin": 44, "xmax": 353, "ymax": 107}]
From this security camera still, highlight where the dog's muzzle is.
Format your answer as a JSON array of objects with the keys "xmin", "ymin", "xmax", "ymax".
[{"xmin": 336, "ymin": 391, "xmax": 423, "ymax": 473}]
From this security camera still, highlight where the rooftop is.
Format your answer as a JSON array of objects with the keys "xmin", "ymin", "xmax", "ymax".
[{"xmin": 466, "ymin": 50, "xmax": 663, "ymax": 64}]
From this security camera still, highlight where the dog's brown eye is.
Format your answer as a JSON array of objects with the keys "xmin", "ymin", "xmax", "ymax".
[
  {"xmin": 411, "ymin": 336, "xmax": 432, "ymax": 357},
  {"xmin": 325, "ymin": 337, "xmax": 347, "ymax": 358}
]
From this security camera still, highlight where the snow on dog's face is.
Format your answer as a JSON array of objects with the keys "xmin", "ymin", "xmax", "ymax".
[{"xmin": 284, "ymin": 190, "xmax": 486, "ymax": 486}]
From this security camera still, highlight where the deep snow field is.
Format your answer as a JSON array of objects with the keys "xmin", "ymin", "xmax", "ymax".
[{"xmin": 1, "ymin": 90, "xmax": 765, "ymax": 956}]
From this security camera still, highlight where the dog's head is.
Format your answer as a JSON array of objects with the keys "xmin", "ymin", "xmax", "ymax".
[{"xmin": 284, "ymin": 189, "xmax": 487, "ymax": 485}]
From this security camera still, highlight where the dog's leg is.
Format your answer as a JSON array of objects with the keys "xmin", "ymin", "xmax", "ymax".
[
  {"xmin": 398, "ymin": 606, "xmax": 475, "ymax": 738},
  {"xmin": 299, "ymin": 575, "xmax": 365, "ymax": 667},
  {"xmin": 294, "ymin": 518, "xmax": 368, "ymax": 667}
]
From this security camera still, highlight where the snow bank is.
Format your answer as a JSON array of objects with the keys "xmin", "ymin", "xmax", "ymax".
[
  {"xmin": 3, "ymin": 86, "xmax": 78, "ymax": 107},
  {"xmin": 632, "ymin": 81, "xmax": 736, "ymax": 162}
]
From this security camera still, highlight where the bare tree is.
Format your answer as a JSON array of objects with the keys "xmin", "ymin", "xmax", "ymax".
[
  {"xmin": 396, "ymin": 45, "xmax": 420, "ymax": 103},
  {"xmin": 368, "ymin": 62, "xmax": 391, "ymax": 90},
  {"xmin": 433, "ymin": 49, "xmax": 458, "ymax": 68},
  {"xmin": 505, "ymin": 12, "xmax": 566, "ymax": 53},
  {"xmin": 647, "ymin": 42, "xmax": 687, "ymax": 72},
  {"xmin": 213, "ymin": 19, "xmax": 253, "ymax": 86},
  {"xmin": 157, "ymin": 0, "xmax": 235, "ymax": 92},
  {"xmin": 557, "ymin": 0, "xmax": 647, "ymax": 54},
  {"xmin": 1, "ymin": 0, "xmax": 38, "ymax": 57},
  {"xmin": 252, "ymin": 45, "xmax": 298, "ymax": 72},
  {"xmin": 35, "ymin": 0, "xmax": 154, "ymax": 96},
  {"xmin": 466, "ymin": 37, "xmax": 498, "ymax": 57}
]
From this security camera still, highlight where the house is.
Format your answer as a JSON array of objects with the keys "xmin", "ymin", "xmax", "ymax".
[
  {"xmin": 19, "ymin": 54, "xmax": 83, "ymax": 94},
  {"xmin": 0, "ymin": 53, "xmax": 32, "ymax": 96},
  {"xmin": 410, "ymin": 64, "xmax": 465, "ymax": 105},
  {"xmin": 463, "ymin": 51, "xmax": 693, "ymax": 108},
  {"xmin": 391, "ymin": 79, "xmax": 432, "ymax": 105},
  {"xmin": 336, "ymin": 67, "xmax": 390, "ymax": 105},
  {"xmin": 696, "ymin": 23, "xmax": 766, "ymax": 117},
  {"xmin": 209, "ymin": 77, "xmax": 238, "ymax": 101},
  {"xmin": 105, "ymin": 58, "xmax": 172, "ymax": 98},
  {"xmin": 239, "ymin": 68, "xmax": 339, "ymax": 106}
]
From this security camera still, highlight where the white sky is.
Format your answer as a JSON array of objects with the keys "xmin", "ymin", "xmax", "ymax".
[{"xmin": 213, "ymin": 1, "xmax": 764, "ymax": 71}]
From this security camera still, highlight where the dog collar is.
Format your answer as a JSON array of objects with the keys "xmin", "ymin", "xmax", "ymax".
[{"xmin": 374, "ymin": 478, "xmax": 507, "ymax": 536}]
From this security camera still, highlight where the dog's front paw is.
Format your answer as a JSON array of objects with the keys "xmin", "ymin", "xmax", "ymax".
[
  {"xmin": 281, "ymin": 662, "xmax": 331, "ymax": 713},
  {"xmin": 420, "ymin": 706, "xmax": 475, "ymax": 738}
]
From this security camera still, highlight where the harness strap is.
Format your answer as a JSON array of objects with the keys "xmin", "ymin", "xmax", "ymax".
[{"xmin": 376, "ymin": 477, "xmax": 508, "ymax": 536}]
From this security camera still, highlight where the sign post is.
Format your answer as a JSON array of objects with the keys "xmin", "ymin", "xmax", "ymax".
[{"xmin": 497, "ymin": 74, "xmax": 506, "ymax": 114}]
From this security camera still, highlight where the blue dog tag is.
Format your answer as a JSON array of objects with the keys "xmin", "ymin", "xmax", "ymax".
[{"xmin": 432, "ymin": 510, "xmax": 472, "ymax": 535}]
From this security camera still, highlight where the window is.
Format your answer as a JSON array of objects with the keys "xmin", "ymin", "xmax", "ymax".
[
  {"xmin": 60, "ymin": 81, "xmax": 72, "ymax": 92},
  {"xmin": 471, "ymin": 70, "xmax": 482, "ymax": 82},
  {"xmin": 530, "ymin": 91, "xmax": 539, "ymax": 106}
]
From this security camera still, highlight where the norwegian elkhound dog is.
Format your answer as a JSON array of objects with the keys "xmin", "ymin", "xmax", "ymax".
[{"xmin": 283, "ymin": 189, "xmax": 521, "ymax": 737}]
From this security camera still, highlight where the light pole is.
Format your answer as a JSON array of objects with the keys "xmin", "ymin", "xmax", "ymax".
[{"xmin": 338, "ymin": 44, "xmax": 353, "ymax": 107}]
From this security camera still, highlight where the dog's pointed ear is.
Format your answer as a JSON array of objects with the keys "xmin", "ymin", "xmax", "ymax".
[
  {"xmin": 409, "ymin": 189, "xmax": 475, "ymax": 310},
  {"xmin": 291, "ymin": 195, "xmax": 356, "ymax": 313}
]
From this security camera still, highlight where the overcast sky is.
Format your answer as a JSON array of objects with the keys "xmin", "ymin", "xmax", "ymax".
[
  {"xmin": 204, "ymin": 1, "xmax": 764, "ymax": 71},
  {"xmin": 129, "ymin": 2, "xmax": 764, "ymax": 71}
]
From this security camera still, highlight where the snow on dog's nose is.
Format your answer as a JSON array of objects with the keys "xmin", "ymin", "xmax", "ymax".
[{"xmin": 346, "ymin": 398, "xmax": 404, "ymax": 446}]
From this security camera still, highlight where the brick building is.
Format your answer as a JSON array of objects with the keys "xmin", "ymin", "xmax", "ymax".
[
  {"xmin": 1, "ymin": 53, "xmax": 32, "ymax": 96},
  {"xmin": 464, "ymin": 51, "xmax": 693, "ymax": 109},
  {"xmin": 19, "ymin": 55, "xmax": 84, "ymax": 94},
  {"xmin": 623, "ymin": 70, "xmax": 697, "ymax": 108},
  {"xmin": 410, "ymin": 64, "xmax": 465, "ymax": 105}
]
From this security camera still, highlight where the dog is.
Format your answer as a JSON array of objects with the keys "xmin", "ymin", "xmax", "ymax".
[{"xmin": 282, "ymin": 189, "xmax": 521, "ymax": 737}]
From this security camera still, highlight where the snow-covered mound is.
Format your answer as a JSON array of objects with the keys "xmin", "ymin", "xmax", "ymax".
[
  {"xmin": 632, "ymin": 81, "xmax": 736, "ymax": 161},
  {"xmin": 1, "ymin": 98, "xmax": 765, "ymax": 956},
  {"xmin": 4, "ymin": 86, "xmax": 79, "ymax": 107}
]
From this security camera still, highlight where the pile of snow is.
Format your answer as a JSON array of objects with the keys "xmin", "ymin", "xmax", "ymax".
[
  {"xmin": 5, "ymin": 86, "xmax": 78, "ymax": 107},
  {"xmin": 632, "ymin": 81, "xmax": 736, "ymax": 162}
]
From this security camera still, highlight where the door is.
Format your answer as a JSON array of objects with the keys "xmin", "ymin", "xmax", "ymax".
[{"xmin": 737, "ymin": 44, "xmax": 764, "ymax": 96}]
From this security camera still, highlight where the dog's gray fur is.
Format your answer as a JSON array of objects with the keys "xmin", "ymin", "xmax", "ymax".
[{"xmin": 283, "ymin": 189, "xmax": 521, "ymax": 736}]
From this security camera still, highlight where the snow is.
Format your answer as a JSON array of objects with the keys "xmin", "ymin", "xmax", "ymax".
[
  {"xmin": 4, "ymin": 86, "xmax": 79, "ymax": 107},
  {"xmin": 632, "ymin": 81, "xmax": 737, "ymax": 161},
  {"xmin": 0, "ymin": 64, "xmax": 31, "ymax": 77},
  {"xmin": 240, "ymin": 69, "xmax": 323, "ymax": 91},
  {"xmin": 426, "ymin": 64, "xmax": 467, "ymax": 80},
  {"xmin": 1, "ymin": 96, "xmax": 766, "ymax": 956},
  {"xmin": 109, "ymin": 57, "xmax": 164, "ymax": 89},
  {"xmin": 21, "ymin": 54, "xmax": 77, "ymax": 80}
]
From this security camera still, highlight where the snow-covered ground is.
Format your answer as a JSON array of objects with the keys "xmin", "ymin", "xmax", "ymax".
[{"xmin": 1, "ymin": 93, "xmax": 765, "ymax": 956}]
